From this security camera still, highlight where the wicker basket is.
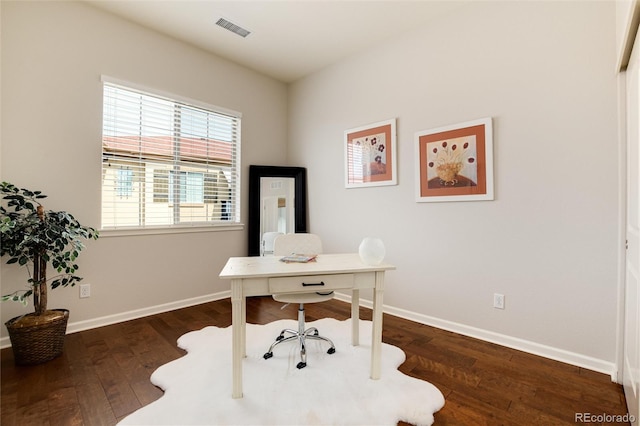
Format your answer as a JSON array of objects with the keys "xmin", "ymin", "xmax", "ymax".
[{"xmin": 5, "ymin": 309, "xmax": 69, "ymax": 365}]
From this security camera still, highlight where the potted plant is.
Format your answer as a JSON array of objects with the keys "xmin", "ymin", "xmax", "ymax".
[{"xmin": 0, "ymin": 182, "xmax": 98, "ymax": 365}]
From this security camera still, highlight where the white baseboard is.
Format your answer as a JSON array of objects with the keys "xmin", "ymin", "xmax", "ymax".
[
  {"xmin": 1, "ymin": 291, "xmax": 618, "ymax": 382},
  {"xmin": 333, "ymin": 293, "xmax": 618, "ymax": 382},
  {"xmin": 0, "ymin": 290, "xmax": 231, "ymax": 349}
]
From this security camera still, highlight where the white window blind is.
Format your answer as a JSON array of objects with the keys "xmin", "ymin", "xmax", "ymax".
[{"xmin": 101, "ymin": 81, "xmax": 241, "ymax": 229}]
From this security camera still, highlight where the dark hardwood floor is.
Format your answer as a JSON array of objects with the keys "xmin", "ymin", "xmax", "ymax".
[{"xmin": 1, "ymin": 297, "xmax": 630, "ymax": 425}]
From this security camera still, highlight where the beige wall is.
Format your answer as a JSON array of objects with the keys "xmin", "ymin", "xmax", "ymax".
[
  {"xmin": 0, "ymin": 1, "xmax": 288, "ymax": 337},
  {"xmin": 0, "ymin": 0, "xmax": 624, "ymax": 376},
  {"xmin": 289, "ymin": 1, "xmax": 619, "ymax": 373}
]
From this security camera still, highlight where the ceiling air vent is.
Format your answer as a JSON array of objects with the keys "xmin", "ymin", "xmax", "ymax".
[{"xmin": 215, "ymin": 18, "xmax": 251, "ymax": 38}]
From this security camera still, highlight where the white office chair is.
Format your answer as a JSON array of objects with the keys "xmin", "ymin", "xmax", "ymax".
[{"xmin": 263, "ymin": 233, "xmax": 336, "ymax": 369}]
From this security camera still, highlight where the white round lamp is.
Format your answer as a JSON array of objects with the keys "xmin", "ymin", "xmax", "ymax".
[{"xmin": 358, "ymin": 237, "xmax": 386, "ymax": 265}]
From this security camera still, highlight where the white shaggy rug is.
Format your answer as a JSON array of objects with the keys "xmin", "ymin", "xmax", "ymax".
[{"xmin": 118, "ymin": 318, "xmax": 445, "ymax": 425}]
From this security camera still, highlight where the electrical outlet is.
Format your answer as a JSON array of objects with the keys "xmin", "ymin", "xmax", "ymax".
[
  {"xmin": 79, "ymin": 283, "xmax": 91, "ymax": 299},
  {"xmin": 493, "ymin": 293, "xmax": 505, "ymax": 309}
]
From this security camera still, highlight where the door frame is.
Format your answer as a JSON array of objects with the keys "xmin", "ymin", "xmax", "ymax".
[
  {"xmin": 617, "ymin": 67, "xmax": 628, "ymax": 387},
  {"xmin": 618, "ymin": 5, "xmax": 640, "ymax": 424},
  {"xmin": 617, "ymin": 4, "xmax": 640, "ymax": 423}
]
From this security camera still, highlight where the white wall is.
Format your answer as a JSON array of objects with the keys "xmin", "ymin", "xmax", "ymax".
[
  {"xmin": 289, "ymin": 1, "xmax": 620, "ymax": 371},
  {"xmin": 0, "ymin": 1, "xmax": 288, "ymax": 338}
]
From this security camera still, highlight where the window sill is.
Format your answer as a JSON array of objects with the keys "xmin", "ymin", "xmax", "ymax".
[{"xmin": 99, "ymin": 223, "xmax": 244, "ymax": 238}]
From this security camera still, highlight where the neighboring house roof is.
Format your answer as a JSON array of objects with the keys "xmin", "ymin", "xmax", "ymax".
[{"xmin": 103, "ymin": 135, "xmax": 233, "ymax": 165}]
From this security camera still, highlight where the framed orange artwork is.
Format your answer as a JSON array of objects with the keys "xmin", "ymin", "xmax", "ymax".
[
  {"xmin": 415, "ymin": 117, "xmax": 493, "ymax": 202},
  {"xmin": 345, "ymin": 119, "xmax": 397, "ymax": 188}
]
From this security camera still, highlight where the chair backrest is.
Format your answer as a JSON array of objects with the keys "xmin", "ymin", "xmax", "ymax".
[{"xmin": 273, "ymin": 233, "xmax": 323, "ymax": 256}]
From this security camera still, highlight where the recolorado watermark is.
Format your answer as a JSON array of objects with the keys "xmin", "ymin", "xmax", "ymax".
[{"xmin": 575, "ymin": 412, "xmax": 636, "ymax": 423}]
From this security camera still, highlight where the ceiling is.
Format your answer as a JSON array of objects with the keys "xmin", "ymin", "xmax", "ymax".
[{"xmin": 86, "ymin": 1, "xmax": 465, "ymax": 83}]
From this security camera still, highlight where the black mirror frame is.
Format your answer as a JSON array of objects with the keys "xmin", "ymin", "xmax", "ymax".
[{"xmin": 248, "ymin": 165, "xmax": 308, "ymax": 256}]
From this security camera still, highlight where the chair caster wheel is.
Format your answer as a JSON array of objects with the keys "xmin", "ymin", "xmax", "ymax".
[
  {"xmin": 296, "ymin": 362, "xmax": 307, "ymax": 369},
  {"xmin": 313, "ymin": 330, "xmax": 319, "ymax": 336},
  {"xmin": 276, "ymin": 335, "xmax": 285, "ymax": 341},
  {"xmin": 263, "ymin": 352, "xmax": 273, "ymax": 360},
  {"xmin": 327, "ymin": 347, "xmax": 336, "ymax": 355}
]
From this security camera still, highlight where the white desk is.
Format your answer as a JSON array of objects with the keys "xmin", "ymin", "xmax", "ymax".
[{"xmin": 219, "ymin": 253, "xmax": 395, "ymax": 398}]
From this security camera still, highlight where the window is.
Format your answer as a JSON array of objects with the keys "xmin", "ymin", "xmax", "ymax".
[
  {"xmin": 115, "ymin": 168, "xmax": 133, "ymax": 199},
  {"xmin": 101, "ymin": 79, "xmax": 241, "ymax": 229}
]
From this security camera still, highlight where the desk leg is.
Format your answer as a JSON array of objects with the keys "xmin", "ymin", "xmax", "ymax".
[
  {"xmin": 370, "ymin": 271, "xmax": 385, "ymax": 380},
  {"xmin": 241, "ymin": 291, "xmax": 246, "ymax": 357},
  {"xmin": 231, "ymin": 279, "xmax": 244, "ymax": 399},
  {"xmin": 351, "ymin": 289, "xmax": 360, "ymax": 346}
]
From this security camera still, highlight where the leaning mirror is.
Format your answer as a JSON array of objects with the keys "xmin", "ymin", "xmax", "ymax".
[{"xmin": 248, "ymin": 165, "xmax": 307, "ymax": 256}]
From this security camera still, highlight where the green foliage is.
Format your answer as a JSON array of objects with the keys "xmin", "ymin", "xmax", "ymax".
[{"xmin": 0, "ymin": 182, "xmax": 99, "ymax": 310}]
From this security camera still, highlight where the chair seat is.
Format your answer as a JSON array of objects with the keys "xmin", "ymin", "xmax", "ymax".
[{"xmin": 273, "ymin": 292, "xmax": 334, "ymax": 304}]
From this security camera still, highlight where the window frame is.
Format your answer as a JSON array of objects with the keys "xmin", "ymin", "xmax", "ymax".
[{"xmin": 100, "ymin": 76, "xmax": 242, "ymax": 235}]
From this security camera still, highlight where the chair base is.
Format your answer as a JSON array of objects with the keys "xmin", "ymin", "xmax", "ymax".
[{"xmin": 263, "ymin": 303, "xmax": 335, "ymax": 369}]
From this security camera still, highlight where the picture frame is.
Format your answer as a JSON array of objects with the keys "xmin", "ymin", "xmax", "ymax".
[
  {"xmin": 415, "ymin": 117, "xmax": 493, "ymax": 202},
  {"xmin": 345, "ymin": 118, "xmax": 397, "ymax": 188}
]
